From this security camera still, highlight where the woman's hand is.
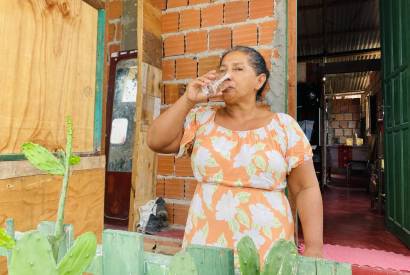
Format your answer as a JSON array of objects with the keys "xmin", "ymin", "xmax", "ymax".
[{"xmin": 185, "ymin": 70, "xmax": 223, "ymax": 104}]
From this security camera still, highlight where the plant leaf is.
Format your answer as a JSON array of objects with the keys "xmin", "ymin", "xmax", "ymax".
[
  {"xmin": 237, "ymin": 236, "xmax": 260, "ymax": 275},
  {"xmin": 0, "ymin": 228, "xmax": 15, "ymax": 250},
  {"xmin": 57, "ymin": 232, "xmax": 97, "ymax": 275},
  {"xmin": 69, "ymin": 155, "xmax": 80, "ymax": 166},
  {"xmin": 21, "ymin": 143, "xmax": 65, "ymax": 175}
]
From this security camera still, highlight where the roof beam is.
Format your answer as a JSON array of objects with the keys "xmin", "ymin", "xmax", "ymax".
[
  {"xmin": 298, "ymin": 48, "xmax": 381, "ymax": 62},
  {"xmin": 298, "ymin": 28, "xmax": 379, "ymax": 40},
  {"xmin": 322, "ymin": 59, "xmax": 381, "ymax": 74},
  {"xmin": 298, "ymin": 0, "xmax": 375, "ymax": 11}
]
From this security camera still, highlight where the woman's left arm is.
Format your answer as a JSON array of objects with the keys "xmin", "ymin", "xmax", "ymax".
[{"xmin": 287, "ymin": 159, "xmax": 323, "ymax": 258}]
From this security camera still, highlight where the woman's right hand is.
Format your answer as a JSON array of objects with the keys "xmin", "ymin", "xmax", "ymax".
[{"xmin": 185, "ymin": 70, "xmax": 221, "ymax": 104}]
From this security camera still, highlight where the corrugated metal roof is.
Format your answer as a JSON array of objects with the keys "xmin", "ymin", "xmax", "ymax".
[
  {"xmin": 298, "ymin": 0, "xmax": 380, "ymax": 94},
  {"xmin": 298, "ymin": 0, "xmax": 380, "ymax": 57}
]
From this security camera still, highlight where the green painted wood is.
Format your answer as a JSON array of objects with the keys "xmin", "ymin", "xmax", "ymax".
[
  {"xmin": 102, "ymin": 229, "xmax": 144, "ymax": 275},
  {"xmin": 93, "ymin": 9, "xmax": 105, "ymax": 152},
  {"xmin": 380, "ymin": 0, "xmax": 410, "ymax": 247},
  {"xmin": 186, "ymin": 245, "xmax": 235, "ymax": 275},
  {"xmin": 296, "ymin": 256, "xmax": 316, "ymax": 275},
  {"xmin": 315, "ymin": 258, "xmax": 336, "ymax": 275},
  {"xmin": 0, "ymin": 154, "xmax": 26, "ymax": 161},
  {"xmin": 144, "ymin": 252, "xmax": 172, "ymax": 275},
  {"xmin": 334, "ymin": 262, "xmax": 352, "ymax": 275}
]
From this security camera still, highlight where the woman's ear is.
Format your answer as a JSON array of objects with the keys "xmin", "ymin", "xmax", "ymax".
[{"xmin": 256, "ymin": 73, "xmax": 267, "ymax": 90}]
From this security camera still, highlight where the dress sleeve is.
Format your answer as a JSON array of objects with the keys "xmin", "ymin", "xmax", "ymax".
[
  {"xmin": 176, "ymin": 107, "xmax": 200, "ymax": 158},
  {"xmin": 281, "ymin": 114, "xmax": 313, "ymax": 174}
]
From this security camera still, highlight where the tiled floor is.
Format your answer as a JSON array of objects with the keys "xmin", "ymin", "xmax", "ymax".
[{"xmin": 322, "ymin": 185, "xmax": 409, "ymax": 256}]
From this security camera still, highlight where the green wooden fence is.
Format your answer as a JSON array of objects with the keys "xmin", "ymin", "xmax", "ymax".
[{"xmin": 0, "ymin": 220, "xmax": 351, "ymax": 275}]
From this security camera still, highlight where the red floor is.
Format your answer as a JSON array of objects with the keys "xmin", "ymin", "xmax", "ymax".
[{"xmin": 322, "ymin": 185, "xmax": 409, "ymax": 256}]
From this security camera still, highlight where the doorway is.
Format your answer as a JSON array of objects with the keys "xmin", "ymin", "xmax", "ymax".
[{"xmin": 297, "ymin": 0, "xmax": 409, "ymax": 264}]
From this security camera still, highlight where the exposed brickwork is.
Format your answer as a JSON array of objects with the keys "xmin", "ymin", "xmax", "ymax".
[
  {"xmin": 329, "ymin": 98, "xmax": 362, "ymax": 144},
  {"xmin": 201, "ymin": 4, "xmax": 224, "ymax": 27},
  {"xmin": 162, "ymin": 12, "xmax": 179, "ymax": 33},
  {"xmin": 224, "ymin": 1, "xmax": 249, "ymax": 24},
  {"xmin": 249, "ymin": 0, "xmax": 274, "ymax": 19}
]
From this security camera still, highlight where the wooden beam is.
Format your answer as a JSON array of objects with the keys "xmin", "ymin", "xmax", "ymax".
[
  {"xmin": 128, "ymin": 0, "xmax": 162, "ymax": 231},
  {"xmin": 298, "ymin": 0, "xmax": 375, "ymax": 11},
  {"xmin": 0, "ymin": 156, "xmax": 105, "ymax": 179},
  {"xmin": 298, "ymin": 48, "xmax": 381, "ymax": 61},
  {"xmin": 298, "ymin": 28, "xmax": 379, "ymax": 40},
  {"xmin": 83, "ymin": 0, "xmax": 105, "ymax": 10},
  {"xmin": 322, "ymin": 59, "xmax": 381, "ymax": 74}
]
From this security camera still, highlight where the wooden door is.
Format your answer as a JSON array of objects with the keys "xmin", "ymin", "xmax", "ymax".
[
  {"xmin": 380, "ymin": 0, "xmax": 410, "ymax": 247},
  {"xmin": 104, "ymin": 50, "xmax": 138, "ymax": 226}
]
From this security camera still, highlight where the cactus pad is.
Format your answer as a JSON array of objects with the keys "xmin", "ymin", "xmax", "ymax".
[
  {"xmin": 9, "ymin": 231, "xmax": 57, "ymax": 275},
  {"xmin": 57, "ymin": 232, "xmax": 97, "ymax": 275},
  {"xmin": 262, "ymin": 239, "xmax": 298, "ymax": 275},
  {"xmin": 0, "ymin": 228, "xmax": 15, "ymax": 250},
  {"xmin": 237, "ymin": 236, "xmax": 260, "ymax": 275},
  {"xmin": 21, "ymin": 142, "xmax": 65, "ymax": 175}
]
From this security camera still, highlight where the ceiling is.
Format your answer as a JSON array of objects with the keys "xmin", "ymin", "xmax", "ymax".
[{"xmin": 297, "ymin": 0, "xmax": 381, "ymax": 94}]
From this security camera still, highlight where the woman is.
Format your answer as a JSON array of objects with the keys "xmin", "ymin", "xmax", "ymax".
[{"xmin": 148, "ymin": 46, "xmax": 323, "ymax": 265}]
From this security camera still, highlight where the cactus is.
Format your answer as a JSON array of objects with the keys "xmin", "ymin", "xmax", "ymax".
[
  {"xmin": 0, "ymin": 228, "xmax": 15, "ymax": 250},
  {"xmin": 21, "ymin": 143, "xmax": 65, "ymax": 176},
  {"xmin": 57, "ymin": 232, "xmax": 97, "ymax": 275},
  {"xmin": 9, "ymin": 231, "xmax": 58, "ymax": 275},
  {"xmin": 237, "ymin": 236, "xmax": 260, "ymax": 275},
  {"xmin": 8, "ymin": 231, "xmax": 97, "ymax": 275},
  {"xmin": 262, "ymin": 239, "xmax": 298, "ymax": 275},
  {"xmin": 169, "ymin": 251, "xmax": 198, "ymax": 275},
  {"xmin": 21, "ymin": 117, "xmax": 80, "ymax": 261}
]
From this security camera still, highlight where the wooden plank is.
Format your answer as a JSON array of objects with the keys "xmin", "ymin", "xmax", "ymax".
[
  {"xmin": 93, "ymin": 9, "xmax": 106, "ymax": 152},
  {"xmin": 128, "ymin": 0, "xmax": 162, "ymax": 231},
  {"xmin": 186, "ymin": 245, "xmax": 235, "ymax": 275},
  {"xmin": 0, "ymin": 169, "xmax": 104, "ymax": 242},
  {"xmin": 83, "ymin": 0, "xmax": 105, "ymax": 10},
  {"xmin": 0, "ymin": 155, "xmax": 105, "ymax": 179},
  {"xmin": 102, "ymin": 230, "xmax": 144, "ymax": 275},
  {"xmin": 0, "ymin": 0, "xmax": 98, "ymax": 154}
]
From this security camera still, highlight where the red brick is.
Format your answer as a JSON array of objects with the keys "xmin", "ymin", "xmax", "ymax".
[
  {"xmin": 186, "ymin": 31, "xmax": 208, "ymax": 53},
  {"xmin": 164, "ymin": 179, "xmax": 185, "ymax": 199},
  {"xmin": 224, "ymin": 1, "xmax": 248, "ymax": 24},
  {"xmin": 180, "ymin": 9, "xmax": 200, "ymax": 30},
  {"xmin": 176, "ymin": 58, "xmax": 197, "ymax": 79},
  {"xmin": 249, "ymin": 0, "xmax": 274, "ymax": 19},
  {"xmin": 107, "ymin": 1, "xmax": 122, "ymax": 20},
  {"xmin": 189, "ymin": 0, "xmax": 209, "ymax": 4},
  {"xmin": 201, "ymin": 4, "xmax": 223, "ymax": 27},
  {"xmin": 209, "ymin": 28, "xmax": 231, "ymax": 50},
  {"xmin": 173, "ymin": 204, "xmax": 189, "ymax": 225},
  {"xmin": 167, "ymin": 0, "xmax": 187, "ymax": 8},
  {"xmin": 259, "ymin": 49, "xmax": 272, "ymax": 69},
  {"xmin": 198, "ymin": 56, "xmax": 220, "ymax": 76},
  {"xmin": 233, "ymin": 24, "xmax": 258, "ymax": 46},
  {"xmin": 156, "ymin": 179, "xmax": 165, "ymax": 197},
  {"xmin": 157, "ymin": 155, "xmax": 174, "ymax": 175},
  {"xmin": 175, "ymin": 157, "xmax": 193, "ymax": 176},
  {"xmin": 107, "ymin": 23, "xmax": 116, "ymax": 42},
  {"xmin": 258, "ymin": 20, "xmax": 277, "ymax": 45},
  {"xmin": 184, "ymin": 180, "xmax": 197, "ymax": 199},
  {"xmin": 162, "ymin": 59, "xmax": 175, "ymax": 81},
  {"xmin": 164, "ymin": 84, "xmax": 185, "ymax": 104},
  {"xmin": 165, "ymin": 203, "xmax": 174, "ymax": 224},
  {"xmin": 163, "ymin": 34, "xmax": 185, "ymax": 56},
  {"xmin": 151, "ymin": 0, "xmax": 167, "ymax": 10},
  {"xmin": 162, "ymin": 12, "xmax": 179, "ymax": 33},
  {"xmin": 108, "ymin": 43, "xmax": 120, "ymax": 55}
]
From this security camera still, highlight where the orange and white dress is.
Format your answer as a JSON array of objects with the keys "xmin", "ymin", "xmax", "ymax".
[{"xmin": 177, "ymin": 106, "xmax": 313, "ymax": 265}]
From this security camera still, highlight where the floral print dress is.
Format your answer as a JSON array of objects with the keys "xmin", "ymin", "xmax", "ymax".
[{"xmin": 177, "ymin": 106, "xmax": 312, "ymax": 266}]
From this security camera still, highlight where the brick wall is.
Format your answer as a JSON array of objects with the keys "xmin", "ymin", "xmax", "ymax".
[
  {"xmin": 329, "ymin": 98, "xmax": 361, "ymax": 144},
  {"xmin": 157, "ymin": 0, "xmax": 278, "ymax": 227}
]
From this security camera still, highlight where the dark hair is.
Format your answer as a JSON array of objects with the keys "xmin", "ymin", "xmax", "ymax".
[{"xmin": 220, "ymin": 46, "xmax": 270, "ymax": 99}]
